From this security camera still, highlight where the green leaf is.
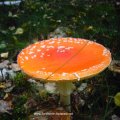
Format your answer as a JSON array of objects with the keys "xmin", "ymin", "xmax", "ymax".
[
  {"xmin": 15, "ymin": 28, "xmax": 24, "ymax": 35},
  {"xmin": 114, "ymin": 92, "xmax": 120, "ymax": 107}
]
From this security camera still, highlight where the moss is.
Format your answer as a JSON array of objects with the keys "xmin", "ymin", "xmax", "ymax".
[{"xmin": 12, "ymin": 95, "xmax": 28, "ymax": 120}]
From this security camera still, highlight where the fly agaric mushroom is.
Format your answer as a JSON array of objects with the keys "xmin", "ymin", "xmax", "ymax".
[{"xmin": 17, "ymin": 38, "xmax": 111, "ymax": 111}]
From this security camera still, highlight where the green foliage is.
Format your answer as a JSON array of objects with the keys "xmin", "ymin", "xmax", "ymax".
[
  {"xmin": 12, "ymin": 72, "xmax": 28, "ymax": 87},
  {"xmin": 0, "ymin": 1, "xmax": 118, "ymax": 57},
  {"xmin": 114, "ymin": 92, "xmax": 120, "ymax": 107},
  {"xmin": 12, "ymin": 95, "xmax": 28, "ymax": 120}
]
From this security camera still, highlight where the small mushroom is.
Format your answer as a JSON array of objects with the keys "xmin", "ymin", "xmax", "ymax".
[{"xmin": 17, "ymin": 38, "xmax": 111, "ymax": 111}]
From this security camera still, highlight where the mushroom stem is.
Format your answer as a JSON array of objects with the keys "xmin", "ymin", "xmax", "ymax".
[{"xmin": 57, "ymin": 81, "xmax": 74, "ymax": 111}]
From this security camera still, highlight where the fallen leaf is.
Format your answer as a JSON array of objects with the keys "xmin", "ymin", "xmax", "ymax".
[
  {"xmin": 3, "ymin": 93, "xmax": 9, "ymax": 100},
  {"xmin": 0, "ymin": 52, "xmax": 9, "ymax": 58},
  {"xmin": 24, "ymin": 98, "xmax": 37, "ymax": 110},
  {"xmin": 4, "ymin": 85, "xmax": 15, "ymax": 93},
  {"xmin": 0, "ymin": 100, "xmax": 13, "ymax": 114},
  {"xmin": 0, "ymin": 83, "xmax": 6, "ymax": 89},
  {"xmin": 0, "ymin": 60, "xmax": 10, "ymax": 69},
  {"xmin": 10, "ymin": 63, "xmax": 20, "ymax": 72},
  {"xmin": 112, "ymin": 114, "xmax": 120, "ymax": 120}
]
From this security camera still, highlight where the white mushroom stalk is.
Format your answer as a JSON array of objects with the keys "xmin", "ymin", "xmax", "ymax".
[{"xmin": 57, "ymin": 81, "xmax": 74, "ymax": 111}]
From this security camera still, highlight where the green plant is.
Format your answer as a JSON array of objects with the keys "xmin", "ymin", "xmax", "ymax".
[
  {"xmin": 12, "ymin": 73, "xmax": 28, "ymax": 87},
  {"xmin": 114, "ymin": 92, "xmax": 120, "ymax": 107},
  {"xmin": 12, "ymin": 95, "xmax": 28, "ymax": 120}
]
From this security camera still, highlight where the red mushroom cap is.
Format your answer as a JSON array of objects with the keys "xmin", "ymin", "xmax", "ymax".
[{"xmin": 17, "ymin": 38, "xmax": 111, "ymax": 82}]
